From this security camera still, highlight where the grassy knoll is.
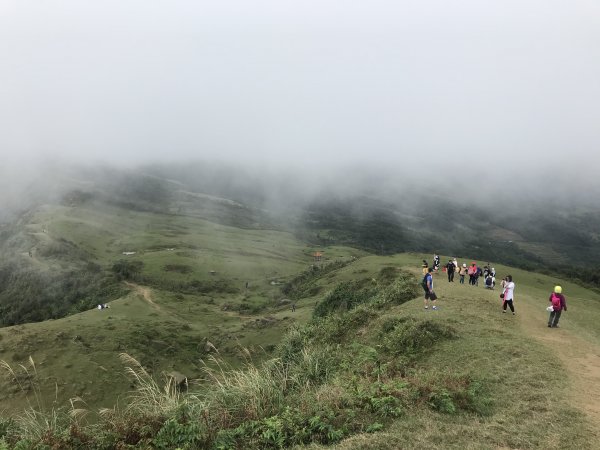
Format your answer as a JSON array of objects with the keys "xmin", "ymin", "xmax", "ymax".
[{"xmin": 1, "ymin": 253, "xmax": 598, "ymax": 448}]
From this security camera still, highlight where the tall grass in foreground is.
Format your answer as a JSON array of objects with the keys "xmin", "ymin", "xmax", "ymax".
[{"xmin": 0, "ymin": 356, "xmax": 83, "ymax": 447}]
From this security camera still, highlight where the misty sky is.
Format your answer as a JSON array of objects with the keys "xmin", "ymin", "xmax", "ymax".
[{"xmin": 1, "ymin": 1, "xmax": 599, "ymax": 176}]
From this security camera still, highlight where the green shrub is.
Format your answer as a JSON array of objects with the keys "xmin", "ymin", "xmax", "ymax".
[
  {"xmin": 288, "ymin": 346, "xmax": 339, "ymax": 386},
  {"xmin": 376, "ymin": 272, "xmax": 419, "ymax": 307},
  {"xmin": 282, "ymin": 260, "xmax": 352, "ymax": 300},
  {"xmin": 213, "ymin": 407, "xmax": 346, "ymax": 449},
  {"xmin": 376, "ymin": 266, "xmax": 398, "ymax": 285},
  {"xmin": 153, "ymin": 417, "xmax": 205, "ymax": 449},
  {"xmin": 366, "ymin": 422, "xmax": 384, "ymax": 433},
  {"xmin": 111, "ymin": 259, "xmax": 144, "ymax": 281},
  {"xmin": 313, "ymin": 305, "xmax": 379, "ymax": 342},
  {"xmin": 379, "ymin": 317, "xmax": 411, "ymax": 334},
  {"xmin": 428, "ymin": 390, "xmax": 456, "ymax": 414},
  {"xmin": 276, "ymin": 323, "xmax": 314, "ymax": 363},
  {"xmin": 313, "ymin": 280, "xmax": 376, "ymax": 318},
  {"xmin": 382, "ymin": 319, "xmax": 457, "ymax": 356},
  {"xmin": 412, "ymin": 372, "xmax": 491, "ymax": 416},
  {"xmin": 0, "ymin": 418, "xmax": 14, "ymax": 440}
]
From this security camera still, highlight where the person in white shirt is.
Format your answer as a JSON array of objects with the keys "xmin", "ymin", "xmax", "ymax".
[{"xmin": 502, "ymin": 275, "xmax": 515, "ymax": 315}]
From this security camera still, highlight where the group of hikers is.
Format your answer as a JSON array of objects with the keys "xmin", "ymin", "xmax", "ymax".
[
  {"xmin": 422, "ymin": 256, "xmax": 496, "ymax": 288},
  {"xmin": 421, "ymin": 253, "xmax": 568, "ymax": 328}
]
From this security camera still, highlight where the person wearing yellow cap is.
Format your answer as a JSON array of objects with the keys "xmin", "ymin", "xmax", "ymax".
[{"xmin": 548, "ymin": 285, "xmax": 567, "ymax": 328}]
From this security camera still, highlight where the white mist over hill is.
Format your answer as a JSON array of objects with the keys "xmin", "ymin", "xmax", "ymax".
[
  {"xmin": 1, "ymin": 0, "xmax": 599, "ymax": 219},
  {"xmin": 1, "ymin": 1, "xmax": 599, "ymax": 174}
]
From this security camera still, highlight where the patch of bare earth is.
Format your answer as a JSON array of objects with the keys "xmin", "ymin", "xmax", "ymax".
[{"xmin": 125, "ymin": 281, "xmax": 161, "ymax": 311}]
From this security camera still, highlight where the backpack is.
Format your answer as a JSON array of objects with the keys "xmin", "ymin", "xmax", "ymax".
[
  {"xmin": 422, "ymin": 274, "xmax": 429, "ymax": 291},
  {"xmin": 551, "ymin": 293, "xmax": 562, "ymax": 310}
]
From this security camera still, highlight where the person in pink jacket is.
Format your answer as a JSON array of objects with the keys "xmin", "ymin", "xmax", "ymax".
[{"xmin": 548, "ymin": 285, "xmax": 567, "ymax": 328}]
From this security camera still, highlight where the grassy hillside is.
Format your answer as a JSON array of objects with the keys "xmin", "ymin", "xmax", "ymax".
[
  {"xmin": 1, "ymin": 167, "xmax": 600, "ymax": 447},
  {"xmin": 1, "ymin": 253, "xmax": 599, "ymax": 448},
  {"xmin": 0, "ymin": 195, "xmax": 363, "ymax": 416}
]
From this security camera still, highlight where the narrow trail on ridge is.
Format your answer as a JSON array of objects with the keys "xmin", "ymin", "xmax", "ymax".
[
  {"xmin": 431, "ymin": 268, "xmax": 600, "ymax": 440},
  {"xmin": 124, "ymin": 281, "xmax": 162, "ymax": 311},
  {"xmin": 517, "ymin": 298, "xmax": 600, "ymax": 438}
]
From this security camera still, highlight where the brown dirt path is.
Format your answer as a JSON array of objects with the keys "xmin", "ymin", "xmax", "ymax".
[
  {"xmin": 517, "ymin": 299, "xmax": 600, "ymax": 437},
  {"xmin": 124, "ymin": 281, "xmax": 162, "ymax": 311}
]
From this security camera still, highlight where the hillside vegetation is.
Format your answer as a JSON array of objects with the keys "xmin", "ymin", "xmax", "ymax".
[
  {"xmin": 3, "ymin": 167, "xmax": 600, "ymax": 329},
  {"xmin": 1, "ymin": 168, "xmax": 600, "ymax": 448},
  {"xmin": 0, "ymin": 188, "xmax": 362, "ymax": 417},
  {"xmin": 1, "ymin": 254, "xmax": 599, "ymax": 448}
]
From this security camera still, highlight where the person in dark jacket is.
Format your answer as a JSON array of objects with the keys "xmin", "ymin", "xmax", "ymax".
[
  {"xmin": 446, "ymin": 260, "xmax": 455, "ymax": 282},
  {"xmin": 548, "ymin": 285, "xmax": 567, "ymax": 328},
  {"xmin": 474, "ymin": 266, "xmax": 483, "ymax": 286}
]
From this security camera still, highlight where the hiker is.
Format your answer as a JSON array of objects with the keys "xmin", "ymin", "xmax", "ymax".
[
  {"xmin": 459, "ymin": 263, "xmax": 467, "ymax": 284},
  {"xmin": 485, "ymin": 274, "xmax": 494, "ymax": 289},
  {"xmin": 502, "ymin": 275, "xmax": 515, "ymax": 315},
  {"xmin": 291, "ymin": 303, "xmax": 296, "ymax": 312},
  {"xmin": 490, "ymin": 267, "xmax": 496, "ymax": 286},
  {"xmin": 422, "ymin": 267, "xmax": 438, "ymax": 310},
  {"xmin": 474, "ymin": 266, "xmax": 483, "ymax": 286},
  {"xmin": 548, "ymin": 285, "xmax": 567, "ymax": 328},
  {"xmin": 422, "ymin": 260, "xmax": 429, "ymax": 275},
  {"xmin": 433, "ymin": 253, "xmax": 440, "ymax": 273},
  {"xmin": 452, "ymin": 257, "xmax": 458, "ymax": 272},
  {"xmin": 483, "ymin": 266, "xmax": 490, "ymax": 279},
  {"xmin": 446, "ymin": 259, "xmax": 455, "ymax": 282},
  {"xmin": 467, "ymin": 262, "xmax": 477, "ymax": 285}
]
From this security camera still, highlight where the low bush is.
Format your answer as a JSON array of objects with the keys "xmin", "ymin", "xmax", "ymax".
[
  {"xmin": 111, "ymin": 259, "xmax": 144, "ymax": 281},
  {"xmin": 376, "ymin": 272, "xmax": 419, "ymax": 307},
  {"xmin": 282, "ymin": 260, "xmax": 352, "ymax": 300},
  {"xmin": 313, "ymin": 280, "xmax": 376, "ymax": 318},
  {"xmin": 382, "ymin": 319, "xmax": 457, "ymax": 357}
]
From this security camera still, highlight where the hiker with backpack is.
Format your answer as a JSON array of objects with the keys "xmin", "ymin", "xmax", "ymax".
[
  {"xmin": 485, "ymin": 274, "xmax": 494, "ymax": 289},
  {"xmin": 548, "ymin": 285, "xmax": 567, "ymax": 328},
  {"xmin": 422, "ymin": 267, "xmax": 438, "ymax": 310},
  {"xmin": 501, "ymin": 275, "xmax": 516, "ymax": 315}
]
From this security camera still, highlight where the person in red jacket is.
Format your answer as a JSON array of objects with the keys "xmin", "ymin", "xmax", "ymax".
[{"xmin": 548, "ymin": 285, "xmax": 567, "ymax": 328}]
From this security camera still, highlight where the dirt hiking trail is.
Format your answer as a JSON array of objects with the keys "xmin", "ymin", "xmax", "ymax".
[
  {"xmin": 518, "ymin": 299, "xmax": 600, "ymax": 438},
  {"xmin": 125, "ymin": 282, "xmax": 162, "ymax": 311}
]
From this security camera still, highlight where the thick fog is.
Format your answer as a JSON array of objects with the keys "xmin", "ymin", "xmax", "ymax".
[{"xmin": 1, "ymin": 1, "xmax": 600, "ymax": 210}]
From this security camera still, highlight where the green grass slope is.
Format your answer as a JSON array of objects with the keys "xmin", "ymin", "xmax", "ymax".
[
  {"xmin": 2, "ymin": 253, "xmax": 599, "ymax": 448},
  {"xmin": 0, "ymin": 199, "xmax": 363, "ymax": 416}
]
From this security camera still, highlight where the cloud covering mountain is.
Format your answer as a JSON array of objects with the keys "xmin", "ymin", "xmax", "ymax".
[{"xmin": 1, "ymin": 1, "xmax": 599, "ymax": 174}]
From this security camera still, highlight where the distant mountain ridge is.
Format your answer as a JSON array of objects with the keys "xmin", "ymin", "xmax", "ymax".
[{"xmin": 1, "ymin": 162, "xmax": 600, "ymax": 327}]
